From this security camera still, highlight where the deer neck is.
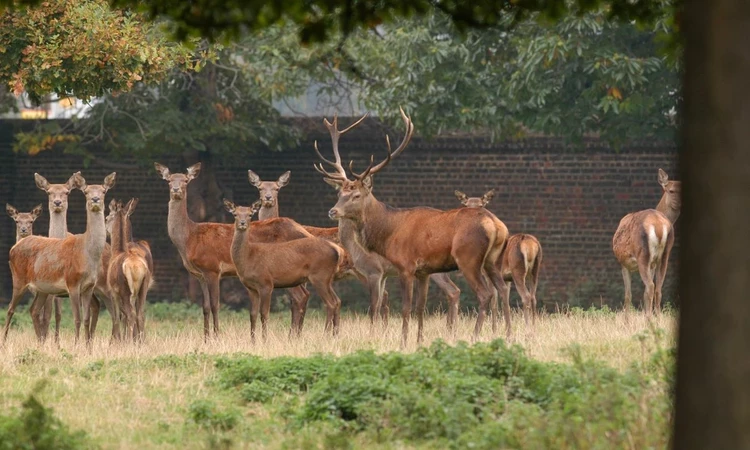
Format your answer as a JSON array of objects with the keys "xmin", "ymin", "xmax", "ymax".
[
  {"xmin": 230, "ymin": 226, "xmax": 250, "ymax": 264},
  {"xmin": 48, "ymin": 209, "xmax": 68, "ymax": 238},
  {"xmin": 258, "ymin": 204, "xmax": 278, "ymax": 220},
  {"xmin": 110, "ymin": 213, "xmax": 125, "ymax": 256},
  {"xmin": 84, "ymin": 207, "xmax": 107, "ymax": 269},
  {"xmin": 656, "ymin": 195, "xmax": 680, "ymax": 224},
  {"xmin": 123, "ymin": 214, "xmax": 134, "ymax": 243},
  {"xmin": 168, "ymin": 197, "xmax": 195, "ymax": 255},
  {"xmin": 357, "ymin": 195, "xmax": 396, "ymax": 256}
]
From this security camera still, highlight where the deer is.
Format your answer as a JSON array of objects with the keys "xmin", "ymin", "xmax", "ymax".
[
  {"xmin": 4, "ymin": 173, "xmax": 116, "ymax": 345},
  {"xmin": 612, "ymin": 168, "xmax": 680, "ymax": 315},
  {"xmin": 6, "ymin": 203, "xmax": 43, "ymax": 241},
  {"xmin": 224, "ymin": 200, "xmax": 345, "ymax": 341},
  {"xmin": 106, "ymin": 199, "xmax": 154, "ymax": 342},
  {"xmin": 315, "ymin": 108, "xmax": 510, "ymax": 345},
  {"xmin": 154, "ymin": 162, "xmax": 317, "ymax": 340},
  {"xmin": 455, "ymin": 189, "xmax": 543, "ymax": 328},
  {"xmin": 30, "ymin": 173, "xmax": 116, "ymax": 343}
]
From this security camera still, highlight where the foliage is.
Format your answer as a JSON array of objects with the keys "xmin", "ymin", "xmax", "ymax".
[
  {"xmin": 0, "ymin": 0, "xmax": 196, "ymax": 103},
  {"xmin": 215, "ymin": 337, "xmax": 674, "ymax": 448},
  {"xmin": 0, "ymin": 387, "xmax": 93, "ymax": 450}
]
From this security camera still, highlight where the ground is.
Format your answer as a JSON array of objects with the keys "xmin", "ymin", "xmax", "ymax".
[{"xmin": 0, "ymin": 303, "xmax": 675, "ymax": 449}]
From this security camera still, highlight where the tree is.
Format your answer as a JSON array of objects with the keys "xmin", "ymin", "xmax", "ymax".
[{"xmin": 0, "ymin": 0, "xmax": 195, "ymax": 104}]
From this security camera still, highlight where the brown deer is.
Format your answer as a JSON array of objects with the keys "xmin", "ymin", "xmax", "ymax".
[
  {"xmin": 313, "ymin": 116, "xmax": 462, "ymax": 330},
  {"xmin": 613, "ymin": 168, "xmax": 680, "ymax": 315},
  {"xmin": 107, "ymin": 199, "xmax": 154, "ymax": 342},
  {"xmin": 154, "ymin": 163, "xmax": 315, "ymax": 340},
  {"xmin": 224, "ymin": 200, "xmax": 345, "ymax": 341},
  {"xmin": 316, "ymin": 109, "xmax": 510, "ymax": 345},
  {"xmin": 32, "ymin": 173, "xmax": 115, "ymax": 343},
  {"xmin": 6, "ymin": 203, "xmax": 42, "ymax": 241},
  {"xmin": 4, "ymin": 173, "xmax": 116, "ymax": 344},
  {"xmin": 455, "ymin": 190, "xmax": 543, "ymax": 327}
]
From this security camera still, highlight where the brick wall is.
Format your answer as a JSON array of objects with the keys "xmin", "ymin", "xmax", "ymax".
[{"xmin": 0, "ymin": 120, "xmax": 679, "ymax": 311}]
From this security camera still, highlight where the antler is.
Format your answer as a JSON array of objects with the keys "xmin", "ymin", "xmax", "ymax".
[
  {"xmin": 313, "ymin": 112, "xmax": 369, "ymax": 181},
  {"xmin": 351, "ymin": 107, "xmax": 414, "ymax": 180}
]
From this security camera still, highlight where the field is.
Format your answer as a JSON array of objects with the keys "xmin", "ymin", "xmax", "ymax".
[{"xmin": 0, "ymin": 302, "xmax": 676, "ymax": 449}]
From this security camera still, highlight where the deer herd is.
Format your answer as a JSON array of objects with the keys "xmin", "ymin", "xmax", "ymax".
[{"xmin": 0, "ymin": 109, "xmax": 681, "ymax": 348}]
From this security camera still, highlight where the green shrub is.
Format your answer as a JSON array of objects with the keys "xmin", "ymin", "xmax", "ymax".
[
  {"xmin": 0, "ymin": 393, "xmax": 93, "ymax": 450},
  {"xmin": 187, "ymin": 400, "xmax": 240, "ymax": 432}
]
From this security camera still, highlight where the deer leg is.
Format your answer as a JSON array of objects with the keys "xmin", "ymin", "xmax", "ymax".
[
  {"xmin": 398, "ymin": 274, "xmax": 415, "ymax": 348},
  {"xmin": 432, "ymin": 273, "xmax": 460, "ymax": 333},
  {"xmin": 197, "ymin": 276, "xmax": 211, "ymax": 341},
  {"xmin": 287, "ymin": 286, "xmax": 309, "ymax": 337},
  {"xmin": 621, "ymin": 266, "xmax": 633, "ymax": 312},
  {"xmin": 259, "ymin": 285, "xmax": 273, "ymax": 342},
  {"xmin": 637, "ymin": 256, "xmax": 656, "ymax": 317},
  {"xmin": 135, "ymin": 278, "xmax": 148, "ymax": 343},
  {"xmin": 380, "ymin": 277, "xmax": 390, "ymax": 326},
  {"xmin": 88, "ymin": 296, "xmax": 100, "ymax": 340},
  {"xmin": 415, "ymin": 275, "xmax": 430, "ymax": 345},
  {"xmin": 53, "ymin": 296, "xmax": 62, "ymax": 344},
  {"xmin": 313, "ymin": 275, "xmax": 341, "ymax": 336},
  {"xmin": 654, "ymin": 245, "xmax": 673, "ymax": 315},
  {"xmin": 95, "ymin": 287, "xmax": 120, "ymax": 342},
  {"xmin": 529, "ymin": 260, "xmax": 541, "ymax": 325},
  {"xmin": 512, "ymin": 268, "xmax": 533, "ymax": 328},
  {"xmin": 366, "ymin": 274, "xmax": 384, "ymax": 327},
  {"xmin": 245, "ymin": 287, "xmax": 260, "ymax": 344},
  {"xmin": 207, "ymin": 274, "xmax": 221, "ymax": 337},
  {"xmin": 81, "ymin": 286, "xmax": 96, "ymax": 346},
  {"xmin": 68, "ymin": 288, "xmax": 83, "ymax": 345},
  {"xmin": 483, "ymin": 261, "xmax": 511, "ymax": 340},
  {"xmin": 3, "ymin": 285, "xmax": 29, "ymax": 342},
  {"xmin": 487, "ymin": 274, "xmax": 499, "ymax": 335},
  {"xmin": 29, "ymin": 293, "xmax": 48, "ymax": 341}
]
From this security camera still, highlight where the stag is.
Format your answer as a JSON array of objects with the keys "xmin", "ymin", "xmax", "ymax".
[
  {"xmin": 249, "ymin": 168, "xmax": 462, "ymax": 329},
  {"xmin": 455, "ymin": 190, "xmax": 543, "ymax": 327},
  {"xmin": 315, "ymin": 109, "xmax": 509, "ymax": 345},
  {"xmin": 613, "ymin": 168, "xmax": 680, "ymax": 315}
]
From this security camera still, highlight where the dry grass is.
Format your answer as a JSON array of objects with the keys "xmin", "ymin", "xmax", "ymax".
[{"xmin": 0, "ymin": 306, "xmax": 676, "ymax": 449}]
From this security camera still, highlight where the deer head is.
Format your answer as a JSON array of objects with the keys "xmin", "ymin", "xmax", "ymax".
[
  {"xmin": 106, "ymin": 199, "xmax": 122, "ymax": 237},
  {"xmin": 73, "ymin": 172, "xmax": 116, "ymax": 213},
  {"xmin": 6, "ymin": 203, "xmax": 42, "ymax": 239},
  {"xmin": 314, "ymin": 108, "xmax": 413, "ymax": 223},
  {"xmin": 154, "ymin": 163, "xmax": 201, "ymax": 201},
  {"xmin": 455, "ymin": 189, "xmax": 495, "ymax": 208},
  {"xmin": 224, "ymin": 199, "xmax": 261, "ymax": 231},
  {"xmin": 658, "ymin": 168, "xmax": 681, "ymax": 212},
  {"xmin": 34, "ymin": 172, "xmax": 77, "ymax": 214},
  {"xmin": 248, "ymin": 170, "xmax": 290, "ymax": 208}
]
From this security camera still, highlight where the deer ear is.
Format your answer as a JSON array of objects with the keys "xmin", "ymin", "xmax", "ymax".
[
  {"xmin": 103, "ymin": 172, "xmax": 117, "ymax": 191},
  {"xmin": 186, "ymin": 163, "xmax": 202, "ymax": 181},
  {"xmin": 109, "ymin": 199, "xmax": 118, "ymax": 212},
  {"xmin": 64, "ymin": 173, "xmax": 78, "ymax": 190},
  {"xmin": 223, "ymin": 199, "xmax": 236, "ymax": 214},
  {"xmin": 6, "ymin": 203, "xmax": 17, "ymax": 219},
  {"xmin": 251, "ymin": 200, "xmax": 263, "ymax": 214},
  {"xmin": 323, "ymin": 178, "xmax": 342, "ymax": 190},
  {"xmin": 277, "ymin": 171, "xmax": 291, "ymax": 187},
  {"xmin": 31, "ymin": 204, "xmax": 43, "ymax": 219},
  {"xmin": 154, "ymin": 163, "xmax": 171, "ymax": 180},
  {"xmin": 482, "ymin": 189, "xmax": 495, "ymax": 206},
  {"xmin": 658, "ymin": 168, "xmax": 669, "ymax": 187},
  {"xmin": 454, "ymin": 190, "xmax": 468, "ymax": 205},
  {"xmin": 34, "ymin": 173, "xmax": 50, "ymax": 192},
  {"xmin": 362, "ymin": 175, "xmax": 373, "ymax": 190},
  {"xmin": 247, "ymin": 170, "xmax": 262, "ymax": 187},
  {"xmin": 125, "ymin": 198, "xmax": 139, "ymax": 216},
  {"xmin": 71, "ymin": 172, "xmax": 86, "ymax": 191}
]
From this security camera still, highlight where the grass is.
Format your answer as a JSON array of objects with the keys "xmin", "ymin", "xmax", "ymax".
[{"xmin": 0, "ymin": 302, "xmax": 676, "ymax": 449}]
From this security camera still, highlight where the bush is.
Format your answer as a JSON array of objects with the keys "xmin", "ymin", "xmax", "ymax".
[
  {"xmin": 187, "ymin": 400, "xmax": 240, "ymax": 432},
  {"xmin": 215, "ymin": 338, "xmax": 674, "ymax": 448},
  {"xmin": 0, "ymin": 392, "xmax": 93, "ymax": 450}
]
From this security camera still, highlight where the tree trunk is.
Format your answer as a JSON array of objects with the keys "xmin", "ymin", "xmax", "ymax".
[{"xmin": 673, "ymin": 1, "xmax": 750, "ymax": 448}]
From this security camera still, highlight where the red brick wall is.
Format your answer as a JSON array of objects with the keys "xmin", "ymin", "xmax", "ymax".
[{"xmin": 0, "ymin": 121, "xmax": 679, "ymax": 311}]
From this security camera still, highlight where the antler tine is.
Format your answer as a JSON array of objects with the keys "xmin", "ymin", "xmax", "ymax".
[
  {"xmin": 339, "ymin": 112, "xmax": 369, "ymax": 135},
  {"xmin": 350, "ymin": 154, "xmax": 380, "ymax": 181},
  {"xmin": 313, "ymin": 162, "xmax": 348, "ymax": 181},
  {"xmin": 356, "ymin": 107, "xmax": 413, "ymax": 178}
]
